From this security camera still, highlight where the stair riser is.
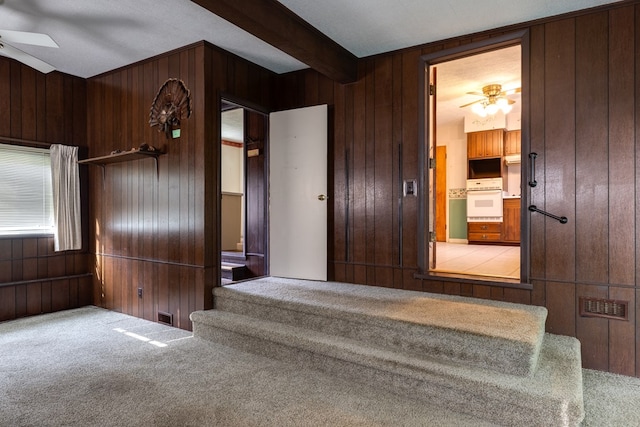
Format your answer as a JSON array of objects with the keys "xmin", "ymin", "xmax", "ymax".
[
  {"xmin": 192, "ymin": 320, "xmax": 583, "ymax": 427},
  {"xmin": 215, "ymin": 294, "xmax": 538, "ymax": 377},
  {"xmin": 221, "ymin": 268, "xmax": 249, "ymax": 281}
]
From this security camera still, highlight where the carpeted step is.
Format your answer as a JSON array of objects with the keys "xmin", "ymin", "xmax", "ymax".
[
  {"xmin": 213, "ymin": 277, "xmax": 547, "ymax": 377},
  {"xmin": 190, "ymin": 309, "xmax": 584, "ymax": 427}
]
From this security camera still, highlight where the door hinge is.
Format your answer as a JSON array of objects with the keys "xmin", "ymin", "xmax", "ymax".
[
  {"xmin": 429, "ymin": 84, "xmax": 435, "ymax": 96},
  {"xmin": 428, "ymin": 158, "xmax": 436, "ymax": 169}
]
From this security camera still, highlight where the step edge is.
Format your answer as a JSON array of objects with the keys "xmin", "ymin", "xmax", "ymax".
[{"xmin": 190, "ymin": 310, "xmax": 582, "ymax": 402}]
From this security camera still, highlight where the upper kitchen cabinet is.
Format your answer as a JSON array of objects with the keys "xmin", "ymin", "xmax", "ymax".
[
  {"xmin": 467, "ymin": 129, "xmax": 504, "ymax": 159},
  {"xmin": 504, "ymin": 130, "xmax": 521, "ymax": 155}
]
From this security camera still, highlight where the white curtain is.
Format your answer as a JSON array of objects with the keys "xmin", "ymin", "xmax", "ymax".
[{"xmin": 50, "ymin": 144, "xmax": 82, "ymax": 251}]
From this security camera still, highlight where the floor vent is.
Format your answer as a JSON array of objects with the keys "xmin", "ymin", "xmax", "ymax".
[
  {"xmin": 158, "ymin": 311, "xmax": 173, "ymax": 326},
  {"xmin": 579, "ymin": 297, "xmax": 628, "ymax": 321}
]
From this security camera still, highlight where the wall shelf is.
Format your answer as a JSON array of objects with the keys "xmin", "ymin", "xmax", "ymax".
[
  {"xmin": 78, "ymin": 150, "xmax": 162, "ymax": 165},
  {"xmin": 78, "ymin": 150, "xmax": 163, "ymax": 180}
]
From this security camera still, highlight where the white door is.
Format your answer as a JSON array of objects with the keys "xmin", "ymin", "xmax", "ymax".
[{"xmin": 269, "ymin": 104, "xmax": 328, "ymax": 281}]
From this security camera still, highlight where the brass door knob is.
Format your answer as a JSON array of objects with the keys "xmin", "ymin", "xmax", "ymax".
[{"xmin": 318, "ymin": 194, "xmax": 328, "ymax": 201}]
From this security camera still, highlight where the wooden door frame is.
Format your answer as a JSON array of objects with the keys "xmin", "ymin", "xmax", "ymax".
[
  {"xmin": 416, "ymin": 30, "xmax": 531, "ymax": 284},
  {"xmin": 219, "ymin": 94, "xmax": 270, "ymax": 278},
  {"xmin": 435, "ymin": 146, "xmax": 447, "ymax": 241}
]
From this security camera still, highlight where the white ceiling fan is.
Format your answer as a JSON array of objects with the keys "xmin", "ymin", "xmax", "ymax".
[{"xmin": 0, "ymin": 29, "xmax": 58, "ymax": 74}]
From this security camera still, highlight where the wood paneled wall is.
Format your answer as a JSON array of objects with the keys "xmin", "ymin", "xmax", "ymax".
[
  {"xmin": 86, "ymin": 42, "xmax": 274, "ymax": 330},
  {"xmin": 0, "ymin": 237, "xmax": 92, "ymax": 321},
  {"xmin": 0, "ymin": 57, "xmax": 90, "ymax": 322},
  {"xmin": 276, "ymin": 2, "xmax": 640, "ymax": 376}
]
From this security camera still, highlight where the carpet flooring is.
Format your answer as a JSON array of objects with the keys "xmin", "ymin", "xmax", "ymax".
[{"xmin": 1, "ymin": 306, "xmax": 639, "ymax": 426}]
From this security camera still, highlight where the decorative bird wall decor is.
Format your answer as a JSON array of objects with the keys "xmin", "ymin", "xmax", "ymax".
[{"xmin": 149, "ymin": 78, "xmax": 192, "ymax": 138}]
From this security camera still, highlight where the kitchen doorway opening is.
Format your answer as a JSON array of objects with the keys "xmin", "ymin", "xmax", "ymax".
[{"xmin": 419, "ymin": 31, "xmax": 529, "ymax": 284}]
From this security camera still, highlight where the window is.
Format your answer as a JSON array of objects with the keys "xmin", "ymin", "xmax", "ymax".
[{"xmin": 0, "ymin": 143, "xmax": 54, "ymax": 235}]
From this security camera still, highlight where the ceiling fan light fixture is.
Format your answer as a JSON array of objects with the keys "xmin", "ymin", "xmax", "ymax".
[
  {"xmin": 471, "ymin": 103, "xmax": 487, "ymax": 117},
  {"xmin": 463, "ymin": 83, "xmax": 519, "ymax": 117},
  {"xmin": 485, "ymin": 103, "xmax": 499, "ymax": 115}
]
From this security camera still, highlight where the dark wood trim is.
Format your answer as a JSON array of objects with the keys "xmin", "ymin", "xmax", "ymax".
[
  {"xmin": 414, "ymin": 272, "xmax": 533, "ymax": 291},
  {"xmin": 0, "ymin": 136, "xmax": 54, "ymax": 149},
  {"xmin": 0, "ymin": 273, "xmax": 92, "ymax": 288},
  {"xmin": 96, "ymin": 253, "xmax": 206, "ymax": 269},
  {"xmin": 222, "ymin": 140, "xmax": 243, "ymax": 148},
  {"xmin": 191, "ymin": 0, "xmax": 358, "ymax": 83}
]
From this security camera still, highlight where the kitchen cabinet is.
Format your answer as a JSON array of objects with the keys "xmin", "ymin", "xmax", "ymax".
[
  {"xmin": 468, "ymin": 222, "xmax": 502, "ymax": 243},
  {"xmin": 502, "ymin": 198, "xmax": 521, "ymax": 243},
  {"xmin": 467, "ymin": 129, "xmax": 504, "ymax": 159},
  {"xmin": 504, "ymin": 130, "xmax": 521, "ymax": 155}
]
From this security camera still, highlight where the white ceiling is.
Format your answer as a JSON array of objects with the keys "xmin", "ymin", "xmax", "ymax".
[
  {"xmin": 436, "ymin": 45, "xmax": 521, "ymax": 126},
  {"xmin": 0, "ymin": 0, "xmax": 622, "ymax": 79},
  {"xmin": 0, "ymin": 0, "xmax": 621, "ymax": 126}
]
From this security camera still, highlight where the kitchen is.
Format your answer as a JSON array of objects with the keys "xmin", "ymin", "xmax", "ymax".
[{"xmin": 429, "ymin": 44, "xmax": 521, "ymax": 280}]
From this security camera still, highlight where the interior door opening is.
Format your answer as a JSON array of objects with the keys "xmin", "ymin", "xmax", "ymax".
[
  {"xmin": 221, "ymin": 104, "xmax": 245, "ymax": 256},
  {"xmin": 423, "ymin": 39, "xmax": 526, "ymax": 283},
  {"xmin": 220, "ymin": 98, "xmax": 269, "ymax": 284}
]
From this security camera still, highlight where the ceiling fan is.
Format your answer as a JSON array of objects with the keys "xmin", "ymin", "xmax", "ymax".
[
  {"xmin": 0, "ymin": 29, "xmax": 58, "ymax": 74},
  {"xmin": 460, "ymin": 84, "xmax": 521, "ymax": 108}
]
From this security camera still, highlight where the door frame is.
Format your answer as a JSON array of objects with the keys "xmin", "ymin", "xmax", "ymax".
[
  {"xmin": 417, "ymin": 30, "xmax": 531, "ymax": 284},
  {"xmin": 219, "ymin": 94, "xmax": 270, "ymax": 278}
]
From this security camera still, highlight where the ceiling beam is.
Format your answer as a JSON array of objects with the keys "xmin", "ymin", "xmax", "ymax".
[{"xmin": 191, "ymin": 0, "xmax": 358, "ymax": 84}]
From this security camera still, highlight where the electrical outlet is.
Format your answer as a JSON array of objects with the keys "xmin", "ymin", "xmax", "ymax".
[{"xmin": 137, "ymin": 288, "xmax": 143, "ymax": 298}]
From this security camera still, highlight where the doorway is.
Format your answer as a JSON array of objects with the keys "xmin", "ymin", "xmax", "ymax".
[
  {"xmin": 420, "ymin": 33, "xmax": 528, "ymax": 283},
  {"xmin": 221, "ymin": 105, "xmax": 245, "ymax": 256},
  {"xmin": 220, "ymin": 98, "xmax": 269, "ymax": 283}
]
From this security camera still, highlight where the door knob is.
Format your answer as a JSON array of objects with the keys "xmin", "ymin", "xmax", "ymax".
[{"xmin": 318, "ymin": 194, "xmax": 328, "ymax": 201}]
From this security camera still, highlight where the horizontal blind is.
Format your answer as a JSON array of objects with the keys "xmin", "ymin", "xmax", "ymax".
[{"xmin": 0, "ymin": 143, "xmax": 54, "ymax": 235}]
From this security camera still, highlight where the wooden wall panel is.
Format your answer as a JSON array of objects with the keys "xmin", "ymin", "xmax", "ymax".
[
  {"xmin": 86, "ymin": 42, "xmax": 274, "ymax": 331},
  {"xmin": 608, "ymin": 286, "xmax": 636, "ymax": 376},
  {"xmin": 0, "ymin": 55, "xmax": 90, "ymax": 323},
  {"xmin": 575, "ymin": 12, "xmax": 609, "ymax": 284},
  {"xmin": 608, "ymin": 7, "xmax": 636, "ymax": 286},
  {"xmin": 576, "ymin": 284, "xmax": 609, "ymax": 371},
  {"xmin": 275, "ymin": 2, "xmax": 640, "ymax": 376}
]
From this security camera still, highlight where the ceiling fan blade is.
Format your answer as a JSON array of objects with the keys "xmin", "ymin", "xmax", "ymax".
[
  {"xmin": 0, "ymin": 42, "xmax": 56, "ymax": 73},
  {"xmin": 459, "ymin": 99, "xmax": 483, "ymax": 108},
  {"xmin": 466, "ymin": 91, "xmax": 484, "ymax": 96},
  {"xmin": 0, "ymin": 29, "xmax": 59, "ymax": 48},
  {"xmin": 503, "ymin": 87, "xmax": 521, "ymax": 96}
]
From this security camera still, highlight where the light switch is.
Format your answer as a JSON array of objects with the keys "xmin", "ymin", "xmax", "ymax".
[{"xmin": 404, "ymin": 179, "xmax": 417, "ymax": 197}]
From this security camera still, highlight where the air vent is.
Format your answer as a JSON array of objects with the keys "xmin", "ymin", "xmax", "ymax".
[
  {"xmin": 158, "ymin": 311, "xmax": 174, "ymax": 326},
  {"xmin": 579, "ymin": 297, "xmax": 628, "ymax": 321}
]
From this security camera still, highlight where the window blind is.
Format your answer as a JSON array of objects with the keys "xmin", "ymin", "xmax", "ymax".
[{"xmin": 0, "ymin": 143, "xmax": 54, "ymax": 235}]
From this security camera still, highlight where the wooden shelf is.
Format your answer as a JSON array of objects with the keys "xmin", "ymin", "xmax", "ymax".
[
  {"xmin": 78, "ymin": 150, "xmax": 162, "ymax": 166},
  {"xmin": 78, "ymin": 150, "xmax": 163, "ymax": 182}
]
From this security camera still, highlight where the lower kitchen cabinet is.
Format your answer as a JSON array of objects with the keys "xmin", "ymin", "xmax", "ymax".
[
  {"xmin": 467, "ymin": 198, "xmax": 520, "ymax": 244},
  {"xmin": 502, "ymin": 198, "xmax": 521, "ymax": 244},
  {"xmin": 468, "ymin": 222, "xmax": 502, "ymax": 243}
]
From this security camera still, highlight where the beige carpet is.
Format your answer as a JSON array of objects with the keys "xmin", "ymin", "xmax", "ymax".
[{"xmin": 1, "ymin": 306, "xmax": 639, "ymax": 426}]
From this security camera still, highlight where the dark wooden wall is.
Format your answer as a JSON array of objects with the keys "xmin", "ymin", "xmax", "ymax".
[
  {"xmin": 0, "ymin": 57, "xmax": 90, "ymax": 322},
  {"xmin": 85, "ymin": 42, "xmax": 274, "ymax": 330},
  {"xmin": 275, "ymin": 2, "xmax": 640, "ymax": 377}
]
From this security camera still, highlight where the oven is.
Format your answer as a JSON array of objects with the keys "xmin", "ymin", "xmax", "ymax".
[{"xmin": 466, "ymin": 178, "xmax": 503, "ymax": 222}]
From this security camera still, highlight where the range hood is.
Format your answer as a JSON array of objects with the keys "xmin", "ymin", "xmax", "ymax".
[{"xmin": 504, "ymin": 154, "xmax": 521, "ymax": 165}]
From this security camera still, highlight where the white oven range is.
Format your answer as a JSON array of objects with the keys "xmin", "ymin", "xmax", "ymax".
[{"xmin": 466, "ymin": 178, "xmax": 503, "ymax": 222}]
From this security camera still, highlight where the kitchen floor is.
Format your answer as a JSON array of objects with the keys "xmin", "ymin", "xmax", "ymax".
[{"xmin": 431, "ymin": 242, "xmax": 520, "ymax": 279}]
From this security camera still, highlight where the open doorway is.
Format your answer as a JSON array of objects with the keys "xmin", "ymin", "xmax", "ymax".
[
  {"xmin": 221, "ymin": 105, "xmax": 245, "ymax": 256},
  {"xmin": 220, "ymin": 98, "xmax": 269, "ymax": 284},
  {"xmin": 422, "ymin": 35, "xmax": 527, "ymax": 283}
]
